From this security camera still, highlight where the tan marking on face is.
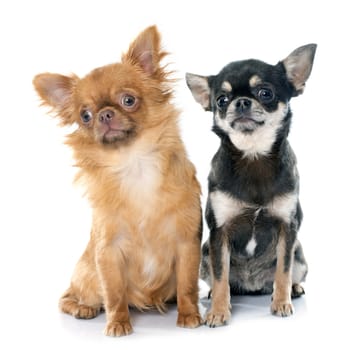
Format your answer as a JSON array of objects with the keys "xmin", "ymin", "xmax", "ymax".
[
  {"xmin": 221, "ymin": 81, "xmax": 232, "ymax": 92},
  {"xmin": 249, "ymin": 75, "xmax": 262, "ymax": 88}
]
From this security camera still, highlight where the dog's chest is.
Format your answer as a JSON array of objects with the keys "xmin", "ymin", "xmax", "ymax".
[
  {"xmin": 114, "ymin": 147, "xmax": 161, "ymax": 202},
  {"xmin": 126, "ymin": 215, "xmax": 177, "ymax": 290},
  {"xmin": 211, "ymin": 140, "xmax": 297, "ymax": 205},
  {"xmin": 210, "ymin": 190, "xmax": 297, "ymax": 257}
]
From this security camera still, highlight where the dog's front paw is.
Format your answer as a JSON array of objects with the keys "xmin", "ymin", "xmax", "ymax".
[
  {"xmin": 104, "ymin": 320, "xmax": 133, "ymax": 337},
  {"xmin": 270, "ymin": 300, "xmax": 294, "ymax": 317},
  {"xmin": 177, "ymin": 312, "xmax": 203, "ymax": 328},
  {"xmin": 205, "ymin": 309, "xmax": 231, "ymax": 327}
]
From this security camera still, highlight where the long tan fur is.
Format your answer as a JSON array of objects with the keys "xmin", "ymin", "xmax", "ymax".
[{"xmin": 33, "ymin": 26, "xmax": 202, "ymax": 336}]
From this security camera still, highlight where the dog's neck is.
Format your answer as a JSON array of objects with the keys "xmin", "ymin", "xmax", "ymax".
[{"xmin": 214, "ymin": 109, "xmax": 292, "ymax": 161}]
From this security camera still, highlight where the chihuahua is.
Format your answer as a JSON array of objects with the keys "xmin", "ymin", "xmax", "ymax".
[
  {"xmin": 186, "ymin": 44, "xmax": 316, "ymax": 326},
  {"xmin": 33, "ymin": 26, "xmax": 203, "ymax": 336}
]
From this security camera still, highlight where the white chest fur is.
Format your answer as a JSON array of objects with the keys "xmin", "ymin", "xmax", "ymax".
[
  {"xmin": 210, "ymin": 190, "xmax": 298, "ymax": 227},
  {"xmin": 267, "ymin": 192, "xmax": 298, "ymax": 224},
  {"xmin": 210, "ymin": 191, "xmax": 245, "ymax": 227},
  {"xmin": 210, "ymin": 190, "xmax": 298, "ymax": 258},
  {"xmin": 112, "ymin": 145, "xmax": 161, "ymax": 203}
]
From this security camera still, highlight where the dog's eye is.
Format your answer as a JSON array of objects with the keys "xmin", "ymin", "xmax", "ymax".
[
  {"xmin": 80, "ymin": 110, "xmax": 93, "ymax": 124},
  {"xmin": 121, "ymin": 94, "xmax": 136, "ymax": 108},
  {"xmin": 216, "ymin": 95, "xmax": 229, "ymax": 109},
  {"xmin": 119, "ymin": 93, "xmax": 139, "ymax": 111},
  {"xmin": 258, "ymin": 88, "xmax": 274, "ymax": 103}
]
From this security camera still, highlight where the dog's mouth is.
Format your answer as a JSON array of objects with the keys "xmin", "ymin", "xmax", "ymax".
[
  {"xmin": 94, "ymin": 114, "xmax": 136, "ymax": 145},
  {"xmin": 235, "ymin": 115, "xmax": 262, "ymax": 123},
  {"xmin": 230, "ymin": 114, "xmax": 265, "ymax": 132},
  {"xmin": 102, "ymin": 127, "xmax": 134, "ymax": 144}
]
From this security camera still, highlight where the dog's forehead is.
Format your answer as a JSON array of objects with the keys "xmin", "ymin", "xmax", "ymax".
[
  {"xmin": 84, "ymin": 63, "xmax": 138, "ymax": 87},
  {"xmin": 214, "ymin": 59, "xmax": 276, "ymax": 92},
  {"xmin": 77, "ymin": 63, "xmax": 141, "ymax": 103}
]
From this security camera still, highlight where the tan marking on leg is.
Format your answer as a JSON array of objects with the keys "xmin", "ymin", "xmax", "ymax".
[
  {"xmin": 271, "ymin": 227, "xmax": 294, "ymax": 317},
  {"xmin": 206, "ymin": 243, "xmax": 231, "ymax": 327}
]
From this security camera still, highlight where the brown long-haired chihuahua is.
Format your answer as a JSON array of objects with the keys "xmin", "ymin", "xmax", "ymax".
[{"xmin": 33, "ymin": 26, "xmax": 203, "ymax": 337}]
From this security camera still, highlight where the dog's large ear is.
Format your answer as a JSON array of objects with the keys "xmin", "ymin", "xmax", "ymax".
[
  {"xmin": 122, "ymin": 25, "xmax": 165, "ymax": 76},
  {"xmin": 33, "ymin": 73, "xmax": 77, "ymax": 125},
  {"xmin": 282, "ymin": 43, "xmax": 317, "ymax": 96},
  {"xmin": 186, "ymin": 73, "xmax": 211, "ymax": 111}
]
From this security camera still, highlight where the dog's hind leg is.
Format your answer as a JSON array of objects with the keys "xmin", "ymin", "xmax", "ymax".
[
  {"xmin": 59, "ymin": 287, "xmax": 102, "ymax": 319},
  {"xmin": 291, "ymin": 240, "xmax": 307, "ymax": 299},
  {"xmin": 291, "ymin": 284, "xmax": 305, "ymax": 298},
  {"xmin": 59, "ymin": 240, "xmax": 103, "ymax": 319}
]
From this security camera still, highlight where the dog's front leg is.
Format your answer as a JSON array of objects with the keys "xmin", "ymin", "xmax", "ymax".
[
  {"xmin": 206, "ymin": 230, "xmax": 231, "ymax": 327},
  {"xmin": 176, "ymin": 236, "xmax": 203, "ymax": 328},
  {"xmin": 271, "ymin": 223, "xmax": 296, "ymax": 317},
  {"xmin": 95, "ymin": 231, "xmax": 132, "ymax": 337}
]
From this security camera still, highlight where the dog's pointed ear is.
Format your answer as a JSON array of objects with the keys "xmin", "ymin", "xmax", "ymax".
[
  {"xmin": 186, "ymin": 73, "xmax": 211, "ymax": 111},
  {"xmin": 122, "ymin": 25, "xmax": 164, "ymax": 76},
  {"xmin": 33, "ymin": 73, "xmax": 78, "ymax": 125},
  {"xmin": 282, "ymin": 43, "xmax": 317, "ymax": 96}
]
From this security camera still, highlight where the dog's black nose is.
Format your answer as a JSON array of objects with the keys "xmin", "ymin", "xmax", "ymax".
[
  {"xmin": 235, "ymin": 98, "xmax": 252, "ymax": 112},
  {"xmin": 99, "ymin": 109, "xmax": 115, "ymax": 123}
]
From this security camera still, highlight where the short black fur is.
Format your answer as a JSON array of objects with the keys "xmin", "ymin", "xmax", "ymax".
[{"xmin": 187, "ymin": 43, "xmax": 316, "ymax": 324}]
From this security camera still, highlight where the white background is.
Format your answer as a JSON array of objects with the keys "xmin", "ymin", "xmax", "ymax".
[{"xmin": 1, "ymin": 0, "xmax": 349, "ymax": 349}]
